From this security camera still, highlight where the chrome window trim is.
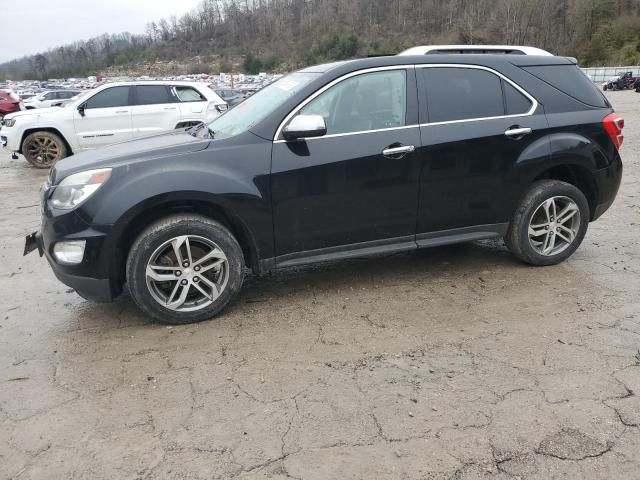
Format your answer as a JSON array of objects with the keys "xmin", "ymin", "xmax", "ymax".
[
  {"xmin": 273, "ymin": 65, "xmax": 415, "ymax": 142},
  {"xmin": 274, "ymin": 124, "xmax": 420, "ymax": 143},
  {"xmin": 273, "ymin": 63, "xmax": 539, "ymax": 143},
  {"xmin": 416, "ymin": 64, "xmax": 538, "ymax": 126}
]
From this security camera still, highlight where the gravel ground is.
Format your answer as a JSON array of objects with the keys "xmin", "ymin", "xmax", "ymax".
[{"xmin": 1, "ymin": 92, "xmax": 639, "ymax": 480}]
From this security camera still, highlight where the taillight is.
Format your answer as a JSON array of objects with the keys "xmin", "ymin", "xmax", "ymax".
[{"xmin": 603, "ymin": 113, "xmax": 624, "ymax": 149}]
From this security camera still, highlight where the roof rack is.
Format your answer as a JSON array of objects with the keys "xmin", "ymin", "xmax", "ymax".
[{"xmin": 398, "ymin": 45, "xmax": 553, "ymax": 56}]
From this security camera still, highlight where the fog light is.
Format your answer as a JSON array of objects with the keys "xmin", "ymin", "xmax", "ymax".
[{"xmin": 53, "ymin": 240, "xmax": 86, "ymax": 265}]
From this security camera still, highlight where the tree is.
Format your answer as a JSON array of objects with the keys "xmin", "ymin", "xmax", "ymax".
[
  {"xmin": 3, "ymin": 0, "xmax": 640, "ymax": 81},
  {"xmin": 33, "ymin": 54, "xmax": 48, "ymax": 79}
]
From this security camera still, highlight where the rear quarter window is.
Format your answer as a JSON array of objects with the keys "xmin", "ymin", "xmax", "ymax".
[
  {"xmin": 173, "ymin": 86, "xmax": 206, "ymax": 103},
  {"xmin": 523, "ymin": 65, "xmax": 609, "ymax": 108},
  {"xmin": 502, "ymin": 80, "xmax": 533, "ymax": 115}
]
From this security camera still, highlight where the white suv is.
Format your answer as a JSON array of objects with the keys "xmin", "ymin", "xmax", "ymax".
[{"xmin": 0, "ymin": 81, "xmax": 227, "ymax": 168}]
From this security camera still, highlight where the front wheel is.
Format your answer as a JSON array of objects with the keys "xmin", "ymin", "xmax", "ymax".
[
  {"xmin": 22, "ymin": 131, "xmax": 68, "ymax": 168},
  {"xmin": 126, "ymin": 215, "xmax": 245, "ymax": 324},
  {"xmin": 505, "ymin": 180, "xmax": 590, "ymax": 266}
]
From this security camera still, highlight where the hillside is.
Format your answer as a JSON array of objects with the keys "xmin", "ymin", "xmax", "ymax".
[{"xmin": 3, "ymin": 0, "xmax": 640, "ymax": 80}]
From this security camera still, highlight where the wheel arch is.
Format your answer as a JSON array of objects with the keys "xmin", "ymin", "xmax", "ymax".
[
  {"xmin": 19, "ymin": 127, "xmax": 73, "ymax": 155},
  {"xmin": 109, "ymin": 195, "xmax": 261, "ymax": 294},
  {"xmin": 531, "ymin": 163, "xmax": 598, "ymax": 220}
]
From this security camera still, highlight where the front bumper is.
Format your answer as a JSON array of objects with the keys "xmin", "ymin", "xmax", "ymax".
[
  {"xmin": 0, "ymin": 127, "xmax": 19, "ymax": 151},
  {"xmin": 24, "ymin": 224, "xmax": 115, "ymax": 302},
  {"xmin": 24, "ymin": 186, "xmax": 118, "ymax": 302}
]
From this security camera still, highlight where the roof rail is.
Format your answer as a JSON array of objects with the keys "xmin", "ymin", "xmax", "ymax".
[{"xmin": 399, "ymin": 45, "xmax": 553, "ymax": 56}]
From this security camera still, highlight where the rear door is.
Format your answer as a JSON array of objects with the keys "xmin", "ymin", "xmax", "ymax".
[
  {"xmin": 73, "ymin": 86, "xmax": 133, "ymax": 149},
  {"xmin": 415, "ymin": 65, "xmax": 549, "ymax": 241},
  {"xmin": 131, "ymin": 85, "xmax": 180, "ymax": 137}
]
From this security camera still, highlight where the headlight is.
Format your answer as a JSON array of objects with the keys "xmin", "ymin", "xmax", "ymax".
[
  {"xmin": 50, "ymin": 168, "xmax": 111, "ymax": 210},
  {"xmin": 3, "ymin": 118, "xmax": 16, "ymax": 127}
]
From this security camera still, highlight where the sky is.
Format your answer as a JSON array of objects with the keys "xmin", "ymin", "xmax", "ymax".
[{"xmin": 0, "ymin": 0, "xmax": 203, "ymax": 62}]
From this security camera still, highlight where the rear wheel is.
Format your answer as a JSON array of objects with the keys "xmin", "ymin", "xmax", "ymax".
[
  {"xmin": 505, "ymin": 180, "xmax": 589, "ymax": 266},
  {"xmin": 126, "ymin": 215, "xmax": 245, "ymax": 324},
  {"xmin": 22, "ymin": 131, "xmax": 67, "ymax": 168}
]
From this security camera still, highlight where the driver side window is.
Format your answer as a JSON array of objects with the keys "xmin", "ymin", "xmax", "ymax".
[
  {"xmin": 85, "ymin": 86, "xmax": 131, "ymax": 109},
  {"xmin": 300, "ymin": 69, "xmax": 407, "ymax": 135}
]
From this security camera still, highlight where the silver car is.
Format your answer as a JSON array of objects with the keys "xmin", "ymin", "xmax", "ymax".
[{"xmin": 23, "ymin": 90, "xmax": 82, "ymax": 109}]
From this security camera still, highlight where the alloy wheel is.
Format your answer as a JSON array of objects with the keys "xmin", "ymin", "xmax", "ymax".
[
  {"xmin": 145, "ymin": 235, "xmax": 229, "ymax": 312},
  {"xmin": 528, "ymin": 196, "xmax": 581, "ymax": 256},
  {"xmin": 26, "ymin": 136, "xmax": 61, "ymax": 167}
]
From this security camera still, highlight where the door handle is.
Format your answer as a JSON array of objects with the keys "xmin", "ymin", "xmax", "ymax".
[
  {"xmin": 505, "ymin": 127, "xmax": 532, "ymax": 138},
  {"xmin": 115, "ymin": 110, "xmax": 129, "ymax": 114},
  {"xmin": 382, "ymin": 145, "xmax": 415, "ymax": 158},
  {"xmin": 163, "ymin": 107, "xmax": 177, "ymax": 110}
]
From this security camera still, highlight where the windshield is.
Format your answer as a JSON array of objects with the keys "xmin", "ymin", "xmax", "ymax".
[
  {"xmin": 65, "ymin": 89, "xmax": 93, "ymax": 106},
  {"xmin": 208, "ymin": 72, "xmax": 320, "ymax": 138}
]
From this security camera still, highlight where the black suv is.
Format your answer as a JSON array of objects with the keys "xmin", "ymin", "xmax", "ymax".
[{"xmin": 25, "ymin": 54, "xmax": 624, "ymax": 324}]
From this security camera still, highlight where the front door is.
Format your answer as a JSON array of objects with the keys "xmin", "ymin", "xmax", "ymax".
[
  {"xmin": 271, "ymin": 68, "xmax": 421, "ymax": 265},
  {"xmin": 73, "ymin": 86, "xmax": 133, "ymax": 149}
]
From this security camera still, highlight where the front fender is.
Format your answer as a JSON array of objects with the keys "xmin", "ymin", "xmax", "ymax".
[
  {"xmin": 16, "ymin": 121, "xmax": 75, "ymax": 153},
  {"xmin": 77, "ymin": 139, "xmax": 274, "ymax": 267}
]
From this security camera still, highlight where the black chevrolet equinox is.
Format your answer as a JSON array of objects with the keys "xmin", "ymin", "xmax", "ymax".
[{"xmin": 25, "ymin": 54, "xmax": 624, "ymax": 324}]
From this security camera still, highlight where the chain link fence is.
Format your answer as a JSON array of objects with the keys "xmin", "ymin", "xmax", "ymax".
[{"xmin": 581, "ymin": 66, "xmax": 640, "ymax": 83}]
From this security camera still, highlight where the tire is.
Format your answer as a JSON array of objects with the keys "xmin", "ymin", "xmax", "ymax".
[
  {"xmin": 603, "ymin": 85, "xmax": 607, "ymax": 91},
  {"xmin": 505, "ymin": 180, "xmax": 590, "ymax": 266},
  {"xmin": 126, "ymin": 214, "xmax": 245, "ymax": 324},
  {"xmin": 21, "ymin": 131, "xmax": 68, "ymax": 168}
]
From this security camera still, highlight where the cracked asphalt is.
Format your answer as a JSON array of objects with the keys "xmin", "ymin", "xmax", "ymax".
[{"xmin": 1, "ymin": 91, "xmax": 640, "ymax": 480}]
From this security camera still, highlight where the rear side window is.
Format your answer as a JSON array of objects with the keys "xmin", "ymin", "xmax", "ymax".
[
  {"xmin": 523, "ymin": 65, "xmax": 608, "ymax": 108},
  {"xmin": 423, "ymin": 67, "xmax": 504, "ymax": 122},
  {"xmin": 174, "ymin": 86, "xmax": 206, "ymax": 103},
  {"xmin": 136, "ymin": 85, "xmax": 171, "ymax": 105},
  {"xmin": 502, "ymin": 81, "xmax": 532, "ymax": 115},
  {"xmin": 86, "ymin": 86, "xmax": 130, "ymax": 109}
]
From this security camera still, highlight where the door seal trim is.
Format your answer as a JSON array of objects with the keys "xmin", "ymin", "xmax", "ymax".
[
  {"xmin": 276, "ymin": 235, "xmax": 416, "ymax": 268},
  {"xmin": 416, "ymin": 223, "xmax": 508, "ymax": 247},
  {"xmin": 257, "ymin": 223, "xmax": 510, "ymax": 272}
]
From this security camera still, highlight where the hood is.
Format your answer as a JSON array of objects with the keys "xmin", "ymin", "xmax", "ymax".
[
  {"xmin": 5, "ymin": 106, "xmax": 62, "ymax": 119},
  {"xmin": 52, "ymin": 130, "xmax": 212, "ymax": 183}
]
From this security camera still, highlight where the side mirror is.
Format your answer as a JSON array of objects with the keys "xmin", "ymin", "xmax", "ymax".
[
  {"xmin": 282, "ymin": 114, "xmax": 326, "ymax": 141},
  {"xmin": 77, "ymin": 103, "xmax": 86, "ymax": 117}
]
